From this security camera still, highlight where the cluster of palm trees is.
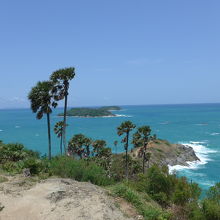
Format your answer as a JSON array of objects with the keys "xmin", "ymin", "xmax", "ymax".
[
  {"xmin": 67, "ymin": 134, "xmax": 110, "ymax": 159},
  {"xmin": 117, "ymin": 121, "xmax": 155, "ymax": 179},
  {"xmin": 28, "ymin": 70, "xmax": 154, "ymax": 179},
  {"xmin": 28, "ymin": 67, "xmax": 75, "ymax": 159}
]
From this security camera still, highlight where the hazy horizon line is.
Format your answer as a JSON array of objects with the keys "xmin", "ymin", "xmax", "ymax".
[{"xmin": 1, "ymin": 102, "xmax": 220, "ymax": 110}]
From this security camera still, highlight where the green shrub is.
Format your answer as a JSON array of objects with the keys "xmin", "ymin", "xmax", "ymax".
[
  {"xmin": 135, "ymin": 165, "xmax": 173, "ymax": 207},
  {"xmin": 0, "ymin": 143, "xmax": 28, "ymax": 162},
  {"xmin": 200, "ymin": 183, "xmax": 220, "ymax": 220},
  {"xmin": 206, "ymin": 182, "xmax": 220, "ymax": 205},
  {"xmin": 49, "ymin": 156, "xmax": 113, "ymax": 186},
  {"xmin": 110, "ymin": 183, "xmax": 172, "ymax": 220},
  {"xmin": 186, "ymin": 202, "xmax": 206, "ymax": 220},
  {"xmin": 202, "ymin": 199, "xmax": 220, "ymax": 220},
  {"xmin": 110, "ymin": 154, "xmax": 142, "ymax": 181},
  {"xmin": 1, "ymin": 161, "xmax": 24, "ymax": 173},
  {"xmin": 23, "ymin": 158, "xmax": 43, "ymax": 175}
]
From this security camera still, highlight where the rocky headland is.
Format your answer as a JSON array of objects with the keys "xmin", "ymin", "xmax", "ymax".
[{"xmin": 130, "ymin": 139, "xmax": 200, "ymax": 168}]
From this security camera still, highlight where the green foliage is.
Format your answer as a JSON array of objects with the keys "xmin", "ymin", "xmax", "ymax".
[
  {"xmin": 23, "ymin": 158, "xmax": 44, "ymax": 175},
  {"xmin": 202, "ymin": 199, "xmax": 220, "ymax": 220},
  {"xmin": 0, "ymin": 142, "xmax": 43, "ymax": 175},
  {"xmin": 132, "ymin": 126, "xmax": 151, "ymax": 148},
  {"xmin": 49, "ymin": 156, "xmax": 114, "ymax": 186},
  {"xmin": 172, "ymin": 177, "xmax": 201, "ymax": 206},
  {"xmin": 117, "ymin": 121, "xmax": 136, "ymax": 137},
  {"xmin": 117, "ymin": 121, "xmax": 136, "ymax": 179},
  {"xmin": 206, "ymin": 182, "xmax": 220, "ymax": 205},
  {"xmin": 92, "ymin": 139, "xmax": 107, "ymax": 156},
  {"xmin": 186, "ymin": 202, "xmax": 206, "ymax": 220},
  {"xmin": 68, "ymin": 134, "xmax": 87, "ymax": 158},
  {"xmin": 133, "ymin": 165, "xmax": 201, "ymax": 209},
  {"xmin": 138, "ymin": 165, "xmax": 173, "ymax": 206},
  {"xmin": 110, "ymin": 183, "xmax": 172, "ymax": 220},
  {"xmin": 50, "ymin": 67, "xmax": 75, "ymax": 89},
  {"xmin": 110, "ymin": 154, "xmax": 142, "ymax": 181},
  {"xmin": 58, "ymin": 107, "xmax": 115, "ymax": 117},
  {"xmin": 199, "ymin": 183, "xmax": 220, "ymax": 220},
  {"xmin": 28, "ymin": 81, "xmax": 57, "ymax": 119},
  {"xmin": 0, "ymin": 143, "xmax": 39, "ymax": 163},
  {"xmin": 54, "ymin": 121, "xmax": 65, "ymax": 138},
  {"xmin": 99, "ymin": 106, "xmax": 121, "ymax": 111}
]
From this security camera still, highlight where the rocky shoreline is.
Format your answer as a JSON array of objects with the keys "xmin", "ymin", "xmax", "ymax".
[{"xmin": 130, "ymin": 139, "xmax": 200, "ymax": 169}]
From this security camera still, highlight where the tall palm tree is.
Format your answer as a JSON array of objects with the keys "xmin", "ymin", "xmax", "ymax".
[
  {"xmin": 54, "ymin": 121, "xmax": 68, "ymax": 155},
  {"xmin": 28, "ymin": 81, "xmax": 57, "ymax": 160},
  {"xmin": 68, "ymin": 134, "xmax": 86, "ymax": 159},
  {"xmin": 117, "ymin": 121, "xmax": 136, "ymax": 179},
  {"xmin": 114, "ymin": 140, "xmax": 118, "ymax": 154},
  {"xmin": 92, "ymin": 139, "xmax": 107, "ymax": 157},
  {"xmin": 50, "ymin": 67, "xmax": 75, "ymax": 154},
  {"xmin": 84, "ymin": 137, "xmax": 92, "ymax": 158},
  {"xmin": 132, "ymin": 126, "xmax": 151, "ymax": 174}
]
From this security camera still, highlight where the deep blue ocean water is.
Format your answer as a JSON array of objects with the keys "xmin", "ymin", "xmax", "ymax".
[{"xmin": 0, "ymin": 104, "xmax": 220, "ymax": 191}]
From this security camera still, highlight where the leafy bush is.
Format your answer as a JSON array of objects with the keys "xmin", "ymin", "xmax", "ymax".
[
  {"xmin": 0, "ymin": 142, "xmax": 41, "ymax": 174},
  {"xmin": 49, "ymin": 156, "xmax": 114, "ymax": 186},
  {"xmin": 206, "ymin": 182, "xmax": 220, "ymax": 204},
  {"xmin": 186, "ymin": 202, "xmax": 206, "ymax": 220},
  {"xmin": 1, "ymin": 161, "xmax": 24, "ymax": 173},
  {"xmin": 135, "ymin": 165, "xmax": 173, "ymax": 207},
  {"xmin": 200, "ymin": 182, "xmax": 220, "ymax": 220},
  {"xmin": 110, "ymin": 154, "xmax": 142, "ymax": 181},
  {"xmin": 0, "ymin": 142, "xmax": 39, "ymax": 163},
  {"xmin": 202, "ymin": 199, "xmax": 220, "ymax": 220},
  {"xmin": 110, "ymin": 183, "xmax": 172, "ymax": 220},
  {"xmin": 23, "ymin": 158, "xmax": 44, "ymax": 175},
  {"xmin": 0, "ymin": 143, "xmax": 28, "ymax": 163}
]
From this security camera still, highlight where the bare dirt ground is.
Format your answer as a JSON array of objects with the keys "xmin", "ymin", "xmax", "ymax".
[{"xmin": 0, "ymin": 176, "xmax": 136, "ymax": 220}]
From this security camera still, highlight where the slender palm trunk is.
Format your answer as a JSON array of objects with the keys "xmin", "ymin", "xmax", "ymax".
[
  {"xmin": 63, "ymin": 92, "xmax": 68, "ymax": 154},
  {"xmin": 143, "ymin": 144, "xmax": 146, "ymax": 174},
  {"xmin": 143, "ymin": 151, "xmax": 145, "ymax": 174},
  {"xmin": 60, "ymin": 134, "xmax": 63, "ymax": 155},
  {"xmin": 125, "ymin": 132, "xmax": 129, "ymax": 180},
  {"xmin": 47, "ymin": 113, "xmax": 52, "ymax": 160},
  {"xmin": 86, "ymin": 146, "xmax": 90, "ymax": 158}
]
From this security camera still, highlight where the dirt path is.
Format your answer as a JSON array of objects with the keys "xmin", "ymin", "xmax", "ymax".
[{"xmin": 0, "ymin": 177, "xmax": 134, "ymax": 220}]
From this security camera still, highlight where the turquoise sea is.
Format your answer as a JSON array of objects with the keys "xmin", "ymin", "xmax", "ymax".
[{"xmin": 0, "ymin": 104, "xmax": 220, "ymax": 191}]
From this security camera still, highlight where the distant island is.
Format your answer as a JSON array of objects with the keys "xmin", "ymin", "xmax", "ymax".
[{"xmin": 58, "ymin": 106, "xmax": 121, "ymax": 117}]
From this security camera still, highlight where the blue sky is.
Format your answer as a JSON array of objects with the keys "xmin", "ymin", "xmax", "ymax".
[{"xmin": 0, "ymin": 0, "xmax": 219, "ymax": 108}]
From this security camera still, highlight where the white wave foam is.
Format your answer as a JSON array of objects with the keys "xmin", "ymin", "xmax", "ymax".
[
  {"xmin": 98, "ymin": 114, "xmax": 132, "ymax": 118},
  {"xmin": 200, "ymin": 180, "xmax": 216, "ymax": 187},
  {"xmin": 169, "ymin": 141, "xmax": 217, "ymax": 173},
  {"xmin": 190, "ymin": 141, "xmax": 208, "ymax": 144},
  {"xmin": 115, "ymin": 114, "xmax": 132, "ymax": 118},
  {"xmin": 0, "ymin": 129, "xmax": 3, "ymax": 132},
  {"xmin": 210, "ymin": 132, "xmax": 220, "ymax": 136},
  {"xmin": 159, "ymin": 121, "xmax": 170, "ymax": 125},
  {"xmin": 15, "ymin": 125, "xmax": 20, "ymax": 128},
  {"xmin": 195, "ymin": 123, "xmax": 208, "ymax": 126}
]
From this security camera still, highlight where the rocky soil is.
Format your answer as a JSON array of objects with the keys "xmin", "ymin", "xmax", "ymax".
[{"xmin": 0, "ymin": 176, "xmax": 136, "ymax": 220}]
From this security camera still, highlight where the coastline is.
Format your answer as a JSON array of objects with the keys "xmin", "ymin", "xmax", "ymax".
[
  {"xmin": 57, "ymin": 114, "xmax": 132, "ymax": 118},
  {"xmin": 168, "ymin": 141, "xmax": 217, "ymax": 173}
]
